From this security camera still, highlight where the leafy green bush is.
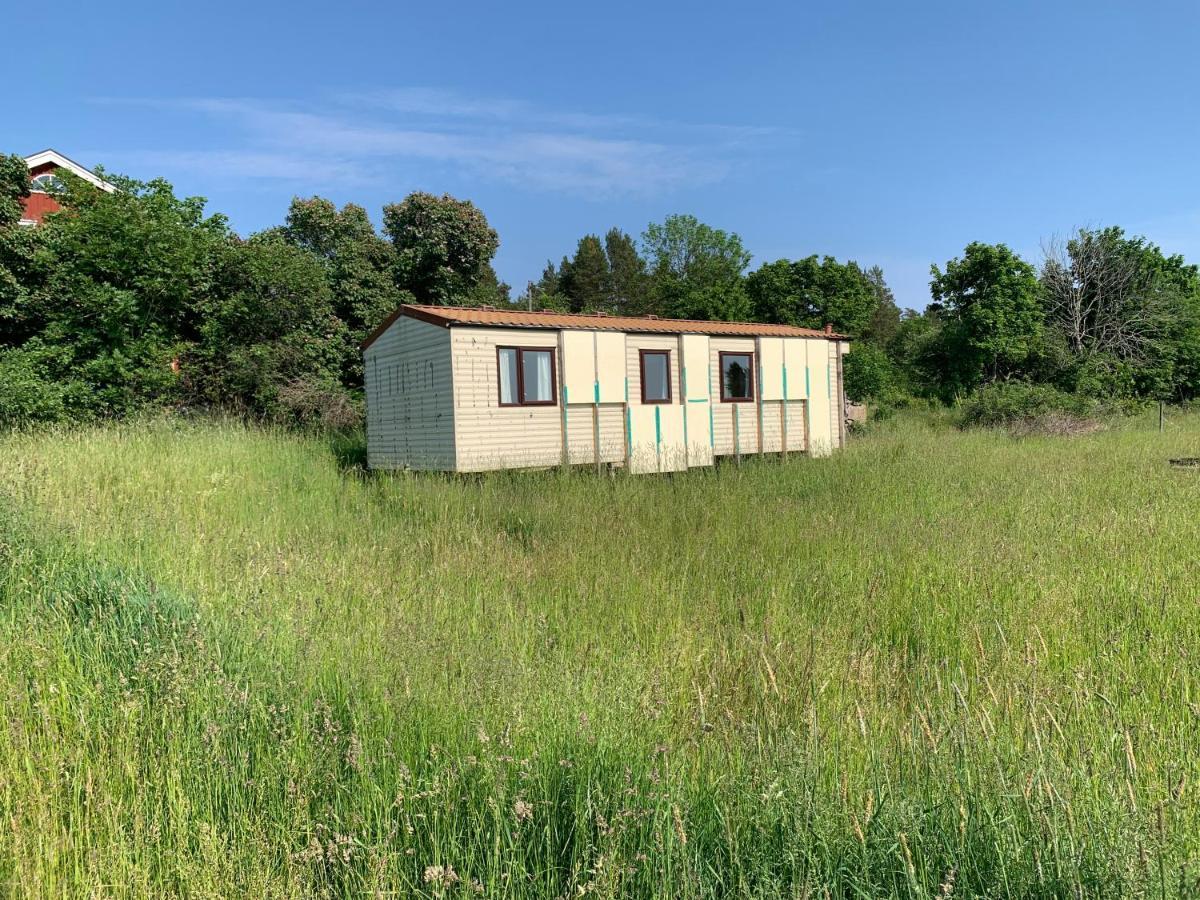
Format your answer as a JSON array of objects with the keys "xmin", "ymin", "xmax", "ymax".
[
  {"xmin": 0, "ymin": 347, "xmax": 78, "ymax": 427},
  {"xmin": 842, "ymin": 343, "xmax": 896, "ymax": 403},
  {"xmin": 958, "ymin": 381, "xmax": 1098, "ymax": 429}
]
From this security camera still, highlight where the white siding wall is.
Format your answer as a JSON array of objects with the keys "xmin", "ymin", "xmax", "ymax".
[
  {"xmin": 626, "ymin": 334, "xmax": 682, "ymax": 402},
  {"xmin": 706, "ymin": 337, "xmax": 837, "ymax": 458},
  {"xmin": 625, "ymin": 334, "xmax": 690, "ymax": 472},
  {"xmin": 367, "ymin": 315, "xmax": 848, "ymax": 473},
  {"xmin": 564, "ymin": 406, "xmax": 626, "ymax": 466},
  {"xmin": 364, "ymin": 317, "xmax": 455, "ymax": 470},
  {"xmin": 451, "ymin": 326, "xmax": 561, "ymax": 471},
  {"xmin": 709, "ymin": 338, "xmax": 759, "ymax": 456},
  {"xmin": 834, "ymin": 341, "xmax": 849, "ymax": 448},
  {"xmin": 804, "ymin": 337, "xmax": 834, "ymax": 456}
]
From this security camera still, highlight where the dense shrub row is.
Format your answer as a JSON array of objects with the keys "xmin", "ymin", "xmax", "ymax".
[{"xmin": 5, "ymin": 149, "xmax": 1199, "ymax": 432}]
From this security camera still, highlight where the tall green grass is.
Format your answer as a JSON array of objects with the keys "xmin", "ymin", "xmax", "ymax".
[{"xmin": 3, "ymin": 412, "xmax": 1200, "ymax": 897}]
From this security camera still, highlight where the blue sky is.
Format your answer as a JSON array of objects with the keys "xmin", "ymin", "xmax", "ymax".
[{"xmin": 7, "ymin": 0, "xmax": 1200, "ymax": 311}]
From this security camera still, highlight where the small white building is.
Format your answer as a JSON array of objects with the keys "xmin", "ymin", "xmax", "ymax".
[{"xmin": 361, "ymin": 305, "xmax": 849, "ymax": 474}]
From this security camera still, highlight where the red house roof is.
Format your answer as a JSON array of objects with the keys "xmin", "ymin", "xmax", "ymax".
[
  {"xmin": 19, "ymin": 149, "xmax": 115, "ymax": 226},
  {"xmin": 363, "ymin": 304, "xmax": 847, "ymax": 350}
]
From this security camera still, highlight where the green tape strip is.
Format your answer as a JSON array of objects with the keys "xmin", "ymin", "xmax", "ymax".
[
  {"xmin": 783, "ymin": 365, "xmax": 789, "ymax": 441},
  {"xmin": 682, "ymin": 393, "xmax": 689, "ymax": 456},
  {"xmin": 654, "ymin": 405, "xmax": 662, "ymax": 472}
]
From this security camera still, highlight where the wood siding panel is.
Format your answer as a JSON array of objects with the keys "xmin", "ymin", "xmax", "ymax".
[
  {"xmin": 807, "ymin": 338, "xmax": 834, "ymax": 456},
  {"xmin": 709, "ymin": 338, "xmax": 759, "ymax": 456},
  {"xmin": 565, "ymin": 405, "xmax": 626, "ymax": 465},
  {"xmin": 625, "ymin": 334, "xmax": 680, "ymax": 402},
  {"xmin": 760, "ymin": 401, "xmax": 784, "ymax": 452},
  {"xmin": 787, "ymin": 399, "xmax": 808, "ymax": 451},
  {"xmin": 758, "ymin": 337, "xmax": 785, "ymax": 401},
  {"xmin": 594, "ymin": 332, "xmax": 627, "ymax": 403},
  {"xmin": 783, "ymin": 338, "xmax": 809, "ymax": 399},
  {"xmin": 681, "ymin": 334, "xmax": 714, "ymax": 466},
  {"xmin": 366, "ymin": 315, "xmax": 848, "ymax": 473},
  {"xmin": 451, "ymin": 326, "xmax": 626, "ymax": 472},
  {"xmin": 832, "ymin": 341, "xmax": 848, "ymax": 448},
  {"xmin": 364, "ymin": 317, "xmax": 455, "ymax": 470}
]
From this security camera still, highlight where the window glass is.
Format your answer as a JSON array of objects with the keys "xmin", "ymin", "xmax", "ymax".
[
  {"xmin": 721, "ymin": 353, "xmax": 753, "ymax": 400},
  {"xmin": 521, "ymin": 350, "xmax": 554, "ymax": 403},
  {"xmin": 641, "ymin": 351, "xmax": 670, "ymax": 403},
  {"xmin": 498, "ymin": 348, "xmax": 518, "ymax": 404},
  {"xmin": 30, "ymin": 173, "xmax": 64, "ymax": 193}
]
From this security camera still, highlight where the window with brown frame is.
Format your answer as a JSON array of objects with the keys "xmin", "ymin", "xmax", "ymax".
[
  {"xmin": 639, "ymin": 349, "xmax": 672, "ymax": 404},
  {"xmin": 497, "ymin": 347, "xmax": 557, "ymax": 406},
  {"xmin": 719, "ymin": 351, "xmax": 755, "ymax": 402}
]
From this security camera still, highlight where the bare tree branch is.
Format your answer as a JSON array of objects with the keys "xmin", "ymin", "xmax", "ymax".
[{"xmin": 1041, "ymin": 227, "xmax": 1178, "ymax": 366}]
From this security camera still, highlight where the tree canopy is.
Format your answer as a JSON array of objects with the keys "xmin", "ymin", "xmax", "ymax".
[
  {"xmin": 641, "ymin": 214, "xmax": 751, "ymax": 321},
  {"xmin": 746, "ymin": 255, "xmax": 879, "ymax": 335},
  {"xmin": 9, "ymin": 145, "xmax": 1200, "ymax": 430},
  {"xmin": 929, "ymin": 242, "xmax": 1043, "ymax": 389},
  {"xmin": 382, "ymin": 192, "xmax": 499, "ymax": 305}
]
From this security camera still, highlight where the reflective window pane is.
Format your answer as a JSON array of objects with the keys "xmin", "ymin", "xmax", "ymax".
[
  {"xmin": 522, "ymin": 350, "xmax": 553, "ymax": 403},
  {"xmin": 721, "ymin": 353, "xmax": 753, "ymax": 400},
  {"xmin": 498, "ymin": 348, "xmax": 518, "ymax": 404},
  {"xmin": 642, "ymin": 351, "xmax": 669, "ymax": 402}
]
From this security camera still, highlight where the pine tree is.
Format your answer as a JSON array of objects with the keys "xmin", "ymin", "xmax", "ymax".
[
  {"xmin": 561, "ymin": 235, "xmax": 610, "ymax": 313},
  {"xmin": 862, "ymin": 265, "xmax": 902, "ymax": 346},
  {"xmin": 604, "ymin": 228, "xmax": 647, "ymax": 314},
  {"xmin": 517, "ymin": 260, "xmax": 569, "ymax": 310}
]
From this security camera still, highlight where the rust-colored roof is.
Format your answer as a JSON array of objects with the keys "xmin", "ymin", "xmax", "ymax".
[{"xmin": 362, "ymin": 304, "xmax": 848, "ymax": 350}]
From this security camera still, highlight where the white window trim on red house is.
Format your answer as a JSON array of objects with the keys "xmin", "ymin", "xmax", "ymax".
[{"xmin": 23, "ymin": 149, "xmax": 116, "ymax": 193}]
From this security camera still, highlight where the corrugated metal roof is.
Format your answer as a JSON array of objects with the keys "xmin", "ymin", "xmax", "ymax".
[{"xmin": 362, "ymin": 304, "xmax": 848, "ymax": 350}]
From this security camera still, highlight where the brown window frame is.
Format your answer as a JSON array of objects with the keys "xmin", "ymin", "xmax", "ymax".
[
  {"xmin": 719, "ymin": 351, "xmax": 756, "ymax": 403},
  {"xmin": 639, "ymin": 349, "xmax": 673, "ymax": 405},
  {"xmin": 496, "ymin": 346, "xmax": 558, "ymax": 407}
]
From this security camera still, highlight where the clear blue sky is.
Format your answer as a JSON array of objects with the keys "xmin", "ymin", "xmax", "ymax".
[{"xmin": 7, "ymin": 0, "xmax": 1200, "ymax": 311}]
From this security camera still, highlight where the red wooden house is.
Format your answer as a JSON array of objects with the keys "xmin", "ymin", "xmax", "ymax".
[{"xmin": 19, "ymin": 149, "xmax": 115, "ymax": 225}]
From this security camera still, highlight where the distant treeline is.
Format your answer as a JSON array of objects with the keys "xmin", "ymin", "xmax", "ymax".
[{"xmin": 3, "ymin": 151, "xmax": 1198, "ymax": 429}]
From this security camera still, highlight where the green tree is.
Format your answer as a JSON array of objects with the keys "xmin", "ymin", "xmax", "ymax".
[
  {"xmin": 604, "ymin": 227, "xmax": 647, "ymax": 314},
  {"xmin": 746, "ymin": 255, "xmax": 879, "ymax": 336},
  {"xmin": 35, "ymin": 173, "xmax": 230, "ymax": 416},
  {"xmin": 382, "ymin": 192, "xmax": 499, "ymax": 305},
  {"xmin": 642, "ymin": 214, "xmax": 751, "ymax": 320},
  {"xmin": 842, "ymin": 343, "xmax": 897, "ymax": 402},
  {"xmin": 283, "ymin": 197, "xmax": 408, "ymax": 388},
  {"xmin": 930, "ymin": 242, "xmax": 1042, "ymax": 386},
  {"xmin": 464, "ymin": 263, "xmax": 512, "ymax": 307},
  {"xmin": 193, "ymin": 234, "xmax": 340, "ymax": 418},
  {"xmin": 0, "ymin": 153, "xmax": 30, "ymax": 228},
  {"xmin": 517, "ymin": 259, "xmax": 571, "ymax": 311},
  {"xmin": 0, "ymin": 155, "xmax": 50, "ymax": 349},
  {"xmin": 888, "ymin": 307, "xmax": 963, "ymax": 401},
  {"xmin": 861, "ymin": 265, "xmax": 902, "ymax": 346},
  {"xmin": 1041, "ymin": 226, "xmax": 1200, "ymax": 399},
  {"xmin": 561, "ymin": 234, "xmax": 610, "ymax": 312}
]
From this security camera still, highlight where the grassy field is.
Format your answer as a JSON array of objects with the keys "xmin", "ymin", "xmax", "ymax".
[{"xmin": 3, "ymin": 412, "xmax": 1200, "ymax": 898}]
